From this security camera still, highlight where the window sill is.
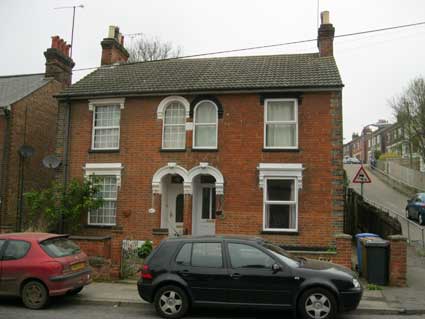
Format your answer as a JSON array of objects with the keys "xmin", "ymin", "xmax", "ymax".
[
  {"xmin": 160, "ymin": 148, "xmax": 186, "ymax": 153},
  {"xmin": 152, "ymin": 228, "xmax": 169, "ymax": 235},
  {"xmin": 261, "ymin": 230, "xmax": 299, "ymax": 235},
  {"xmin": 191, "ymin": 148, "xmax": 218, "ymax": 152},
  {"xmin": 85, "ymin": 224, "xmax": 121, "ymax": 230},
  {"xmin": 262, "ymin": 148, "xmax": 300, "ymax": 152},
  {"xmin": 89, "ymin": 149, "xmax": 120, "ymax": 154}
]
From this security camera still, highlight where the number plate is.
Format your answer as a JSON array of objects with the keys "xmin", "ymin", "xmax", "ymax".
[{"xmin": 71, "ymin": 262, "xmax": 85, "ymax": 271}]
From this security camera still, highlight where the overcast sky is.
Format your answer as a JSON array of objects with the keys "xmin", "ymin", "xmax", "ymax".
[{"xmin": 1, "ymin": 0, "xmax": 425, "ymax": 141}]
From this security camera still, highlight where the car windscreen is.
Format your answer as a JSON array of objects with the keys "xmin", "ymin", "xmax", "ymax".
[
  {"xmin": 40, "ymin": 237, "xmax": 81, "ymax": 258},
  {"xmin": 264, "ymin": 243, "xmax": 301, "ymax": 267}
]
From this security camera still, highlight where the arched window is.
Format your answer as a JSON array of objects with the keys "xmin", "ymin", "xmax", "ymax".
[
  {"xmin": 193, "ymin": 101, "xmax": 218, "ymax": 149},
  {"xmin": 163, "ymin": 102, "xmax": 186, "ymax": 149}
]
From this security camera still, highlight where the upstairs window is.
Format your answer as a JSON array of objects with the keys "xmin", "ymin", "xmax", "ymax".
[
  {"xmin": 92, "ymin": 104, "xmax": 121, "ymax": 150},
  {"xmin": 264, "ymin": 99, "xmax": 298, "ymax": 149},
  {"xmin": 193, "ymin": 101, "xmax": 218, "ymax": 149},
  {"xmin": 163, "ymin": 102, "xmax": 186, "ymax": 149}
]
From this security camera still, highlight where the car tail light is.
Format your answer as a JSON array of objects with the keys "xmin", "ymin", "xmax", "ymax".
[{"xmin": 141, "ymin": 264, "xmax": 153, "ymax": 280}]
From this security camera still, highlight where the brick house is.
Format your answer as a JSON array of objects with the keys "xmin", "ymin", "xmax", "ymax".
[
  {"xmin": 0, "ymin": 36, "xmax": 74, "ymax": 232},
  {"xmin": 56, "ymin": 13, "xmax": 350, "ymax": 277}
]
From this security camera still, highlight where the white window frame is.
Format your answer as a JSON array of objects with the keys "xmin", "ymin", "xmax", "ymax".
[
  {"xmin": 83, "ymin": 163, "xmax": 123, "ymax": 226},
  {"xmin": 264, "ymin": 98, "xmax": 298, "ymax": 149},
  {"xmin": 263, "ymin": 177, "xmax": 298, "ymax": 232},
  {"xmin": 193, "ymin": 100, "xmax": 218, "ymax": 149},
  {"xmin": 89, "ymin": 98, "xmax": 125, "ymax": 151},
  {"xmin": 162, "ymin": 101, "xmax": 187, "ymax": 150},
  {"xmin": 258, "ymin": 163, "xmax": 303, "ymax": 233}
]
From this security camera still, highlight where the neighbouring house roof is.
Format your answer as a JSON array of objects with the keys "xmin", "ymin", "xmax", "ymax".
[
  {"xmin": 0, "ymin": 73, "xmax": 50, "ymax": 107},
  {"xmin": 58, "ymin": 53, "xmax": 343, "ymax": 98}
]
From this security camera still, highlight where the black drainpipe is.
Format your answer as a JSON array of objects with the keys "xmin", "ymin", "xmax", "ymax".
[
  {"xmin": 59, "ymin": 99, "xmax": 71, "ymax": 233},
  {"xmin": 0, "ymin": 106, "xmax": 11, "ymax": 230}
]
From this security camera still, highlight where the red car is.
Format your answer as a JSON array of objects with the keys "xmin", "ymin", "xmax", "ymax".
[{"xmin": 0, "ymin": 232, "xmax": 92, "ymax": 309}]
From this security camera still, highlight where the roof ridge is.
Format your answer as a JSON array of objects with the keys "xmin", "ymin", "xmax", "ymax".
[{"xmin": 0, "ymin": 73, "xmax": 44, "ymax": 79}]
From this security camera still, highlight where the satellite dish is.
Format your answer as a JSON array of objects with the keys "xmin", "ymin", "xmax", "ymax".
[
  {"xmin": 18, "ymin": 145, "xmax": 35, "ymax": 158},
  {"xmin": 42, "ymin": 155, "xmax": 61, "ymax": 169}
]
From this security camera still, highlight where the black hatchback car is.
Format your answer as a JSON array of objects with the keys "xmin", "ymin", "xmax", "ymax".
[{"xmin": 137, "ymin": 236, "xmax": 362, "ymax": 319}]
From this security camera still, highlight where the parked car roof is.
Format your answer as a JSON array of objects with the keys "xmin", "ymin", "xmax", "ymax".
[
  {"xmin": 0, "ymin": 232, "xmax": 68, "ymax": 242},
  {"xmin": 165, "ymin": 235, "xmax": 265, "ymax": 243}
]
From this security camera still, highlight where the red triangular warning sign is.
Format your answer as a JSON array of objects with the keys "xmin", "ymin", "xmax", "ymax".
[{"xmin": 352, "ymin": 165, "xmax": 371, "ymax": 184}]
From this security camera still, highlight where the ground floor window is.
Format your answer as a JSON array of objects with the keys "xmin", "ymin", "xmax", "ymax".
[
  {"xmin": 263, "ymin": 178, "xmax": 297, "ymax": 231},
  {"xmin": 89, "ymin": 175, "xmax": 118, "ymax": 225}
]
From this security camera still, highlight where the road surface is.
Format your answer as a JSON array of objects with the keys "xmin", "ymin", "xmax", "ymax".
[
  {"xmin": 345, "ymin": 164, "xmax": 424, "ymax": 245},
  {"xmin": 0, "ymin": 299, "xmax": 423, "ymax": 319}
]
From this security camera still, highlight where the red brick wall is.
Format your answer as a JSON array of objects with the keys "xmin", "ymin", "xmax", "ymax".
[
  {"xmin": 1, "ymin": 80, "xmax": 62, "ymax": 229},
  {"xmin": 60, "ymin": 91, "xmax": 343, "ymax": 272}
]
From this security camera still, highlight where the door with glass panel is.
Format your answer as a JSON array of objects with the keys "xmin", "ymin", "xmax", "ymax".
[{"xmin": 193, "ymin": 185, "xmax": 216, "ymax": 236}]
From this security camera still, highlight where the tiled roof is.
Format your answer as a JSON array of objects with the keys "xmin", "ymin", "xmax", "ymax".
[
  {"xmin": 0, "ymin": 74, "xmax": 50, "ymax": 107},
  {"xmin": 59, "ymin": 53, "xmax": 343, "ymax": 98}
]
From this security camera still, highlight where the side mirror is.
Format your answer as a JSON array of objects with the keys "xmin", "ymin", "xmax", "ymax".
[{"xmin": 272, "ymin": 263, "xmax": 281, "ymax": 273}]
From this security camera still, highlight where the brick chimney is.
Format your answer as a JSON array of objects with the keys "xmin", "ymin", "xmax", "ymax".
[
  {"xmin": 100, "ymin": 26, "xmax": 129, "ymax": 66},
  {"xmin": 317, "ymin": 11, "xmax": 335, "ymax": 57},
  {"xmin": 44, "ymin": 36, "xmax": 75, "ymax": 87}
]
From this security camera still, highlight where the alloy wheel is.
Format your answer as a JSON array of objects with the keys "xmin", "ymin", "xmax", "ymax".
[
  {"xmin": 304, "ymin": 293, "xmax": 331, "ymax": 319},
  {"xmin": 159, "ymin": 290, "xmax": 183, "ymax": 315}
]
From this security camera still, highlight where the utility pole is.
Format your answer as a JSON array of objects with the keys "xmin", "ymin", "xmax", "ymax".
[{"xmin": 54, "ymin": 4, "xmax": 84, "ymax": 58}]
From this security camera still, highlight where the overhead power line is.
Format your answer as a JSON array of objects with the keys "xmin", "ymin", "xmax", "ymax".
[{"xmin": 65, "ymin": 20, "xmax": 425, "ymax": 74}]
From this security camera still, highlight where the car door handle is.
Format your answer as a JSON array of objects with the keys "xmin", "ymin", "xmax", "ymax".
[
  {"xmin": 179, "ymin": 269, "xmax": 190, "ymax": 277},
  {"xmin": 230, "ymin": 273, "xmax": 241, "ymax": 279}
]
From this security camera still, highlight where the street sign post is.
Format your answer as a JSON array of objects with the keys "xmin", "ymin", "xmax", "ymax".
[{"xmin": 352, "ymin": 165, "xmax": 371, "ymax": 197}]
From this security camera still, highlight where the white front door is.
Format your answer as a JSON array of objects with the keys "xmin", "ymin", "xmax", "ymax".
[
  {"xmin": 166, "ymin": 184, "xmax": 184, "ymax": 236},
  {"xmin": 193, "ymin": 185, "xmax": 216, "ymax": 236}
]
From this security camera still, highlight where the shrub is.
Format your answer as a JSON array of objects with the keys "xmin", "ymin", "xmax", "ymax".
[{"xmin": 138, "ymin": 240, "xmax": 153, "ymax": 258}]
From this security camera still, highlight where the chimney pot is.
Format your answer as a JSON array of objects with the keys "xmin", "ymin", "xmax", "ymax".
[
  {"xmin": 108, "ymin": 25, "xmax": 116, "ymax": 39},
  {"xmin": 321, "ymin": 11, "xmax": 330, "ymax": 25},
  {"xmin": 51, "ymin": 36, "xmax": 60, "ymax": 49}
]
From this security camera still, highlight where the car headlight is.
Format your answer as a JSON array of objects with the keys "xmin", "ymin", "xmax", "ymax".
[{"xmin": 352, "ymin": 278, "xmax": 361, "ymax": 288}]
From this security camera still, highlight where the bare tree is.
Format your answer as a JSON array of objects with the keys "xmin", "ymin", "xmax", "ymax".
[
  {"xmin": 126, "ymin": 34, "xmax": 182, "ymax": 62},
  {"xmin": 391, "ymin": 77, "xmax": 425, "ymax": 167}
]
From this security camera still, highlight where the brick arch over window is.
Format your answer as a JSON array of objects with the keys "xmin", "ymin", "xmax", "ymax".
[
  {"xmin": 156, "ymin": 96, "xmax": 190, "ymax": 120},
  {"xmin": 190, "ymin": 95, "xmax": 223, "ymax": 118},
  {"xmin": 188, "ymin": 163, "xmax": 224, "ymax": 194},
  {"xmin": 152, "ymin": 163, "xmax": 191, "ymax": 194}
]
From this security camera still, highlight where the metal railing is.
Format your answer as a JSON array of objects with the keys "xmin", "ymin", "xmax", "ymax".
[{"xmin": 360, "ymin": 194, "xmax": 425, "ymax": 248}]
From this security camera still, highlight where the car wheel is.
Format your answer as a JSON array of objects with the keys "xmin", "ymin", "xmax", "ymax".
[
  {"xmin": 154, "ymin": 285, "xmax": 189, "ymax": 319},
  {"xmin": 298, "ymin": 287, "xmax": 336, "ymax": 319},
  {"xmin": 419, "ymin": 214, "xmax": 424, "ymax": 225},
  {"xmin": 67, "ymin": 287, "xmax": 84, "ymax": 295},
  {"xmin": 21, "ymin": 280, "xmax": 49, "ymax": 310}
]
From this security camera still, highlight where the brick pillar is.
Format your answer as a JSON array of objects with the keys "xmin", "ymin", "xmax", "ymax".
[
  {"xmin": 388, "ymin": 235, "xmax": 407, "ymax": 287},
  {"xmin": 183, "ymin": 194, "xmax": 192, "ymax": 234},
  {"xmin": 334, "ymin": 233, "xmax": 352, "ymax": 269}
]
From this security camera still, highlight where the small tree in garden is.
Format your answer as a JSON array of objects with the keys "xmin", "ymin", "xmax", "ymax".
[
  {"xmin": 25, "ymin": 178, "xmax": 103, "ymax": 233},
  {"xmin": 138, "ymin": 240, "xmax": 153, "ymax": 259}
]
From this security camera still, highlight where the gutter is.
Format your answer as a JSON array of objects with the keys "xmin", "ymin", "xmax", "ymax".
[{"xmin": 55, "ymin": 85, "xmax": 344, "ymax": 101}]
